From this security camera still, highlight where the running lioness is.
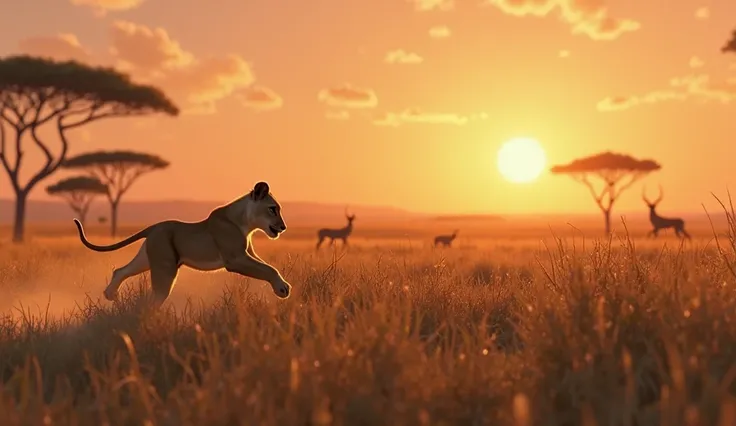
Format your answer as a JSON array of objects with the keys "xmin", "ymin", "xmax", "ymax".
[{"xmin": 73, "ymin": 181, "xmax": 291, "ymax": 308}]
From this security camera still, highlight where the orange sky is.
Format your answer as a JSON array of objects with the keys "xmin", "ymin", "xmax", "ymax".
[{"xmin": 1, "ymin": 0, "xmax": 735, "ymax": 215}]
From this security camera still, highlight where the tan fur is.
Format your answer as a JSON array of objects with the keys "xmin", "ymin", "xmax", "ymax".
[{"xmin": 73, "ymin": 181, "xmax": 291, "ymax": 308}]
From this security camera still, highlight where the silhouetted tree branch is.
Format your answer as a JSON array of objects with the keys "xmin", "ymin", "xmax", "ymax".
[
  {"xmin": 0, "ymin": 55, "xmax": 178, "ymax": 242},
  {"xmin": 550, "ymin": 151, "xmax": 661, "ymax": 234},
  {"xmin": 63, "ymin": 150, "xmax": 170, "ymax": 237},
  {"xmin": 46, "ymin": 176, "xmax": 107, "ymax": 226}
]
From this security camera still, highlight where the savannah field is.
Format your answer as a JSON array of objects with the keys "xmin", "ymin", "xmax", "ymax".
[{"xmin": 2, "ymin": 209, "xmax": 736, "ymax": 426}]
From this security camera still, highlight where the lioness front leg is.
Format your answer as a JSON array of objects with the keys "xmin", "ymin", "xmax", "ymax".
[
  {"xmin": 246, "ymin": 237, "xmax": 265, "ymax": 263},
  {"xmin": 224, "ymin": 254, "xmax": 291, "ymax": 299}
]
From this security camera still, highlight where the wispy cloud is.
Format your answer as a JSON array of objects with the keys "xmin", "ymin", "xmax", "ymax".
[
  {"xmin": 325, "ymin": 110, "xmax": 350, "ymax": 120},
  {"xmin": 429, "ymin": 25, "xmax": 452, "ymax": 39},
  {"xmin": 689, "ymin": 56, "xmax": 704, "ymax": 69},
  {"xmin": 373, "ymin": 109, "xmax": 487, "ymax": 126},
  {"xmin": 109, "ymin": 21, "xmax": 257, "ymax": 114},
  {"xmin": 237, "ymin": 86, "xmax": 283, "ymax": 111},
  {"xmin": 318, "ymin": 84, "xmax": 378, "ymax": 108},
  {"xmin": 482, "ymin": 0, "xmax": 640, "ymax": 40},
  {"xmin": 597, "ymin": 74, "xmax": 736, "ymax": 112},
  {"xmin": 385, "ymin": 49, "xmax": 424, "ymax": 65},
  {"xmin": 407, "ymin": 0, "xmax": 454, "ymax": 11},
  {"xmin": 17, "ymin": 33, "xmax": 92, "ymax": 63},
  {"xmin": 70, "ymin": 0, "xmax": 145, "ymax": 16}
]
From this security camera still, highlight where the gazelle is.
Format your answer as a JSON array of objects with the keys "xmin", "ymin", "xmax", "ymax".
[
  {"xmin": 316, "ymin": 207, "xmax": 356, "ymax": 249},
  {"xmin": 642, "ymin": 184, "xmax": 691, "ymax": 240},
  {"xmin": 433, "ymin": 230, "xmax": 459, "ymax": 248}
]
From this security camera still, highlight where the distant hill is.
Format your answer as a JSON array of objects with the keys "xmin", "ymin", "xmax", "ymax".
[
  {"xmin": 0, "ymin": 199, "xmax": 428, "ymax": 225},
  {"xmin": 0, "ymin": 198, "xmax": 722, "ymax": 227},
  {"xmin": 432, "ymin": 214, "xmax": 505, "ymax": 222}
]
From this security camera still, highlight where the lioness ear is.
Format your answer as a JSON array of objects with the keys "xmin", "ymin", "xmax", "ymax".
[{"xmin": 252, "ymin": 181, "xmax": 270, "ymax": 200}]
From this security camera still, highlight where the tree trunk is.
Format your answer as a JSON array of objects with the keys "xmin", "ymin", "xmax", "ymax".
[
  {"xmin": 12, "ymin": 191, "xmax": 27, "ymax": 243},
  {"xmin": 75, "ymin": 207, "xmax": 88, "ymax": 228},
  {"xmin": 110, "ymin": 200, "xmax": 119, "ymax": 238},
  {"xmin": 603, "ymin": 208, "xmax": 611, "ymax": 235}
]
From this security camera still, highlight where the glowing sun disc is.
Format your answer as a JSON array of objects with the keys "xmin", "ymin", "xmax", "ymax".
[{"xmin": 496, "ymin": 137, "xmax": 546, "ymax": 183}]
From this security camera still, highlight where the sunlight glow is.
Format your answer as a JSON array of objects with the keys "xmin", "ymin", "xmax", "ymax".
[{"xmin": 496, "ymin": 138, "xmax": 546, "ymax": 184}]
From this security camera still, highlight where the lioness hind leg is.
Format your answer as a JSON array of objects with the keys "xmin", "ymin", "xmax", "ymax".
[
  {"xmin": 104, "ymin": 242, "xmax": 151, "ymax": 301},
  {"xmin": 148, "ymin": 263, "xmax": 179, "ymax": 309}
]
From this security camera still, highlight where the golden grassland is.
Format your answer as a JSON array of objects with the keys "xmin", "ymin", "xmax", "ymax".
[{"xmin": 3, "ymin": 211, "xmax": 736, "ymax": 425}]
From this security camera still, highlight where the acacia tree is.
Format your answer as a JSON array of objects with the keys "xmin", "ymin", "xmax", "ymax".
[
  {"xmin": 63, "ymin": 150, "xmax": 169, "ymax": 237},
  {"xmin": 0, "ymin": 55, "xmax": 178, "ymax": 242},
  {"xmin": 45, "ymin": 176, "xmax": 107, "ymax": 226},
  {"xmin": 550, "ymin": 151, "xmax": 661, "ymax": 234}
]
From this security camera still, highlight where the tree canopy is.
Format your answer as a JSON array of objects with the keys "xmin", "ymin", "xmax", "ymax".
[
  {"xmin": 0, "ymin": 56, "xmax": 179, "ymax": 123},
  {"xmin": 63, "ymin": 151, "xmax": 170, "ymax": 169},
  {"xmin": 0, "ymin": 55, "xmax": 179, "ymax": 242},
  {"xmin": 550, "ymin": 151, "xmax": 661, "ymax": 234},
  {"xmin": 45, "ymin": 175, "xmax": 108, "ymax": 226},
  {"xmin": 46, "ymin": 176, "xmax": 107, "ymax": 195},
  {"xmin": 722, "ymin": 29, "xmax": 736, "ymax": 53},
  {"xmin": 550, "ymin": 152, "xmax": 660, "ymax": 175},
  {"xmin": 63, "ymin": 150, "xmax": 170, "ymax": 237}
]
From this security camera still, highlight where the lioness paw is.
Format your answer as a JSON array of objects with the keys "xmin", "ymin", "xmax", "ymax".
[
  {"xmin": 274, "ymin": 281, "xmax": 292, "ymax": 299},
  {"xmin": 103, "ymin": 287, "xmax": 118, "ymax": 301}
]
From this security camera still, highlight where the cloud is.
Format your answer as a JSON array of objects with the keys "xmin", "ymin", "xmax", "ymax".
[
  {"xmin": 70, "ymin": 0, "xmax": 145, "ymax": 15},
  {"xmin": 110, "ymin": 20, "xmax": 194, "ymax": 72},
  {"xmin": 237, "ymin": 86, "xmax": 283, "ymax": 111},
  {"xmin": 385, "ymin": 49, "xmax": 424, "ymax": 64},
  {"xmin": 407, "ymin": 0, "xmax": 454, "ymax": 11},
  {"xmin": 694, "ymin": 7, "xmax": 710, "ymax": 20},
  {"xmin": 318, "ymin": 84, "xmax": 378, "ymax": 108},
  {"xmin": 559, "ymin": 49, "xmax": 570, "ymax": 58},
  {"xmin": 17, "ymin": 33, "xmax": 92, "ymax": 63},
  {"xmin": 325, "ymin": 110, "xmax": 350, "ymax": 120},
  {"xmin": 689, "ymin": 56, "xmax": 704, "ymax": 69},
  {"xmin": 108, "ymin": 21, "xmax": 255, "ymax": 113},
  {"xmin": 597, "ymin": 74, "xmax": 736, "ymax": 112},
  {"xmin": 373, "ymin": 109, "xmax": 488, "ymax": 126},
  {"xmin": 482, "ymin": 0, "xmax": 640, "ymax": 40},
  {"xmin": 429, "ymin": 25, "xmax": 452, "ymax": 38}
]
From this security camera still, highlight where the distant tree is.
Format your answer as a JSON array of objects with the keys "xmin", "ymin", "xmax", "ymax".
[
  {"xmin": 0, "ymin": 55, "xmax": 178, "ymax": 243},
  {"xmin": 63, "ymin": 150, "xmax": 169, "ymax": 237},
  {"xmin": 722, "ymin": 29, "xmax": 736, "ymax": 53},
  {"xmin": 550, "ymin": 151, "xmax": 661, "ymax": 234},
  {"xmin": 45, "ymin": 176, "xmax": 107, "ymax": 226},
  {"xmin": 98, "ymin": 216, "xmax": 107, "ymax": 225}
]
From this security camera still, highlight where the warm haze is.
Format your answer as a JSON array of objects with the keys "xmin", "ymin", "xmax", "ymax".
[
  {"xmin": 1, "ymin": 0, "xmax": 736, "ymax": 217},
  {"xmin": 6, "ymin": 3, "xmax": 736, "ymax": 424}
]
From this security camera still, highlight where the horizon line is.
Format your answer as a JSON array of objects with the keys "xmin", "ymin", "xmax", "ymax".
[{"xmin": 1, "ymin": 197, "xmax": 723, "ymax": 219}]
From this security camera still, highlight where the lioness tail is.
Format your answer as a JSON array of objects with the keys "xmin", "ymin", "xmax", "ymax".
[{"xmin": 73, "ymin": 219, "xmax": 153, "ymax": 252}]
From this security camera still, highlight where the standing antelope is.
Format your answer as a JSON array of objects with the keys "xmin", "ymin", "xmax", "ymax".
[
  {"xmin": 433, "ymin": 230, "xmax": 459, "ymax": 248},
  {"xmin": 642, "ymin": 184, "xmax": 691, "ymax": 240},
  {"xmin": 316, "ymin": 208, "xmax": 356, "ymax": 249}
]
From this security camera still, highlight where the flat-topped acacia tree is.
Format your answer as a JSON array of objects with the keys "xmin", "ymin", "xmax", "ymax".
[
  {"xmin": 63, "ymin": 150, "xmax": 169, "ymax": 237},
  {"xmin": 550, "ymin": 151, "xmax": 661, "ymax": 234},
  {"xmin": 0, "ymin": 55, "xmax": 178, "ymax": 242},
  {"xmin": 45, "ymin": 176, "xmax": 107, "ymax": 226}
]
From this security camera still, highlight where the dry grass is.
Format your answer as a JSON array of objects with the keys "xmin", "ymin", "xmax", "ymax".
[{"xmin": 3, "ymin": 210, "xmax": 736, "ymax": 425}]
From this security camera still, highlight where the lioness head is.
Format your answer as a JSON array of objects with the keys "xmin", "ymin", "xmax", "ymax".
[{"xmin": 248, "ymin": 181, "xmax": 287, "ymax": 239}]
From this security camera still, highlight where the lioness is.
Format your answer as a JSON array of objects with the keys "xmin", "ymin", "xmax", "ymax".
[{"xmin": 73, "ymin": 181, "xmax": 292, "ymax": 308}]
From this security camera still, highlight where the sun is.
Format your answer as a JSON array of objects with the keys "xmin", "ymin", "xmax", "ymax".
[{"xmin": 496, "ymin": 137, "xmax": 546, "ymax": 184}]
